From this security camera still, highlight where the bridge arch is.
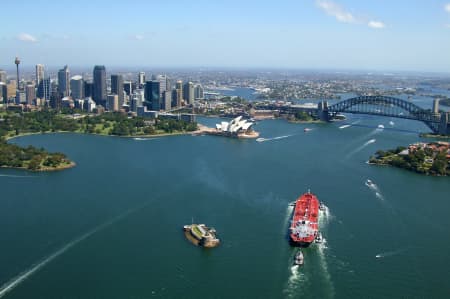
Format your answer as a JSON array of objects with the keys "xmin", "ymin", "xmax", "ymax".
[{"xmin": 327, "ymin": 95, "xmax": 439, "ymax": 132}]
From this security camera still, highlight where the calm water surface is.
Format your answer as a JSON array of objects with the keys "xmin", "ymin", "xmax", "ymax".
[{"xmin": 0, "ymin": 115, "xmax": 449, "ymax": 298}]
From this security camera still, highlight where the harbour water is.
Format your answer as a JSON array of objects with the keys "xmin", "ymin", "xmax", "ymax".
[{"xmin": 1, "ymin": 115, "xmax": 449, "ymax": 298}]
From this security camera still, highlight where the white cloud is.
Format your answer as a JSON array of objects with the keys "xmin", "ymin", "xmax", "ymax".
[
  {"xmin": 316, "ymin": 0, "xmax": 356, "ymax": 23},
  {"xmin": 17, "ymin": 33, "xmax": 38, "ymax": 43},
  {"xmin": 368, "ymin": 21, "xmax": 385, "ymax": 29},
  {"xmin": 445, "ymin": 3, "xmax": 450, "ymax": 13},
  {"xmin": 133, "ymin": 34, "xmax": 144, "ymax": 40},
  {"xmin": 316, "ymin": 0, "xmax": 386, "ymax": 29}
]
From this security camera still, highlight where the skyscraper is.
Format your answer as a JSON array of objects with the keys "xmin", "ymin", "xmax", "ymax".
[
  {"xmin": 0, "ymin": 83, "xmax": 6, "ymax": 104},
  {"xmin": 93, "ymin": 65, "xmax": 106, "ymax": 105},
  {"xmin": 123, "ymin": 81, "xmax": 132, "ymax": 95},
  {"xmin": 111, "ymin": 74, "xmax": 124, "ymax": 107},
  {"xmin": 0, "ymin": 70, "xmax": 6, "ymax": 83},
  {"xmin": 25, "ymin": 84, "xmax": 36, "ymax": 105},
  {"xmin": 162, "ymin": 90, "xmax": 172, "ymax": 111},
  {"xmin": 70, "ymin": 75, "xmax": 84, "ymax": 100},
  {"xmin": 194, "ymin": 84, "xmax": 204, "ymax": 99},
  {"xmin": 57, "ymin": 65, "xmax": 70, "ymax": 97},
  {"xmin": 107, "ymin": 94, "xmax": 119, "ymax": 111},
  {"xmin": 138, "ymin": 72, "xmax": 145, "ymax": 87},
  {"xmin": 183, "ymin": 82, "xmax": 194, "ymax": 105},
  {"xmin": 84, "ymin": 81, "xmax": 93, "ymax": 98},
  {"xmin": 175, "ymin": 80, "xmax": 183, "ymax": 107},
  {"xmin": 36, "ymin": 64, "xmax": 44, "ymax": 83},
  {"xmin": 39, "ymin": 77, "xmax": 51, "ymax": 101},
  {"xmin": 144, "ymin": 80, "xmax": 160, "ymax": 111}
]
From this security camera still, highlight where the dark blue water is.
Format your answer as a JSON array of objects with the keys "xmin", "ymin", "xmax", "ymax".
[{"xmin": 0, "ymin": 115, "xmax": 449, "ymax": 298}]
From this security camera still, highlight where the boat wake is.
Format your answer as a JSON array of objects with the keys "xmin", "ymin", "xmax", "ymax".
[
  {"xmin": 0, "ymin": 174, "xmax": 36, "ymax": 178},
  {"xmin": 346, "ymin": 139, "xmax": 376, "ymax": 158},
  {"xmin": 256, "ymin": 135, "xmax": 292, "ymax": 143},
  {"xmin": 133, "ymin": 137, "xmax": 158, "ymax": 141},
  {"xmin": 375, "ymin": 248, "xmax": 408, "ymax": 259},
  {"xmin": 284, "ymin": 264, "xmax": 308, "ymax": 298},
  {"xmin": 339, "ymin": 124, "xmax": 351, "ymax": 129},
  {"xmin": 0, "ymin": 202, "xmax": 149, "ymax": 298},
  {"xmin": 365, "ymin": 179, "xmax": 385, "ymax": 201}
]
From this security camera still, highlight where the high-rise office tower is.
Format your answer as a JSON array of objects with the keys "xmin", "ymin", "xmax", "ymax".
[
  {"xmin": 183, "ymin": 82, "xmax": 194, "ymax": 105},
  {"xmin": 111, "ymin": 74, "xmax": 124, "ymax": 107},
  {"xmin": 57, "ymin": 65, "xmax": 70, "ymax": 97},
  {"xmin": 162, "ymin": 90, "xmax": 171, "ymax": 111},
  {"xmin": 107, "ymin": 94, "xmax": 119, "ymax": 111},
  {"xmin": 144, "ymin": 80, "xmax": 160, "ymax": 111},
  {"xmin": 50, "ymin": 89, "xmax": 62, "ymax": 110},
  {"xmin": 123, "ymin": 81, "xmax": 132, "ymax": 95},
  {"xmin": 0, "ymin": 82, "xmax": 6, "ymax": 103},
  {"xmin": 25, "ymin": 84, "xmax": 36, "ymax": 105},
  {"xmin": 175, "ymin": 80, "xmax": 183, "ymax": 107},
  {"xmin": 194, "ymin": 84, "xmax": 204, "ymax": 99},
  {"xmin": 138, "ymin": 72, "xmax": 145, "ymax": 87},
  {"xmin": 36, "ymin": 64, "xmax": 44, "ymax": 83},
  {"xmin": 0, "ymin": 70, "xmax": 6, "ymax": 83},
  {"xmin": 36, "ymin": 64, "xmax": 45, "ymax": 98},
  {"xmin": 38, "ymin": 77, "xmax": 51, "ymax": 101},
  {"xmin": 433, "ymin": 98, "xmax": 440, "ymax": 114},
  {"xmin": 93, "ymin": 65, "xmax": 106, "ymax": 105},
  {"xmin": 84, "ymin": 81, "xmax": 93, "ymax": 98},
  {"xmin": 70, "ymin": 75, "xmax": 84, "ymax": 100},
  {"xmin": 14, "ymin": 57, "xmax": 20, "ymax": 90}
]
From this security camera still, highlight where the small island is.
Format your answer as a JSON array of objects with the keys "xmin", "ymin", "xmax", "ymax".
[
  {"xmin": 183, "ymin": 224, "xmax": 220, "ymax": 248},
  {"xmin": 369, "ymin": 142, "xmax": 450, "ymax": 176}
]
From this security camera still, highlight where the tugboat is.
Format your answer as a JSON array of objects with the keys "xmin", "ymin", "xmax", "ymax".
[
  {"xmin": 315, "ymin": 232, "xmax": 323, "ymax": 244},
  {"xmin": 294, "ymin": 250, "xmax": 304, "ymax": 266},
  {"xmin": 319, "ymin": 201, "xmax": 326, "ymax": 211}
]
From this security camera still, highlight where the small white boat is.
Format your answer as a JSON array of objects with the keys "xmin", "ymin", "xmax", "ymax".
[
  {"xmin": 315, "ymin": 232, "xmax": 323, "ymax": 244},
  {"xmin": 319, "ymin": 202, "xmax": 326, "ymax": 211},
  {"xmin": 365, "ymin": 179, "xmax": 375, "ymax": 187},
  {"xmin": 377, "ymin": 124, "xmax": 384, "ymax": 129},
  {"xmin": 294, "ymin": 251, "xmax": 304, "ymax": 266},
  {"xmin": 304, "ymin": 128, "xmax": 312, "ymax": 132}
]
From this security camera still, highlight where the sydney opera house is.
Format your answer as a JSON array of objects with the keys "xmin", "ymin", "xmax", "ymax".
[{"xmin": 214, "ymin": 116, "xmax": 259, "ymax": 138}]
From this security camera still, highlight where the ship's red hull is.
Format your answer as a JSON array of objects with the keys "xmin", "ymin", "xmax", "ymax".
[{"xmin": 289, "ymin": 192, "xmax": 319, "ymax": 247}]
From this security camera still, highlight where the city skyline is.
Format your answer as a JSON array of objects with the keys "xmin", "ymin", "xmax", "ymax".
[{"xmin": 0, "ymin": 1, "xmax": 450, "ymax": 72}]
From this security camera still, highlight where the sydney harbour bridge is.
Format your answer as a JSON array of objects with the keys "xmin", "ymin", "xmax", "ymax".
[{"xmin": 267, "ymin": 95, "xmax": 450, "ymax": 135}]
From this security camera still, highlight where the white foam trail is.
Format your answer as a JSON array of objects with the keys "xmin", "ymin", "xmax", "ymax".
[
  {"xmin": 375, "ymin": 192, "xmax": 385, "ymax": 201},
  {"xmin": 375, "ymin": 248, "xmax": 408, "ymax": 259},
  {"xmin": 339, "ymin": 124, "xmax": 351, "ymax": 129},
  {"xmin": 0, "ymin": 204, "xmax": 146, "ymax": 298},
  {"xmin": 389, "ymin": 121, "xmax": 395, "ymax": 126},
  {"xmin": 0, "ymin": 174, "xmax": 35, "ymax": 178},
  {"xmin": 133, "ymin": 137, "xmax": 158, "ymax": 141},
  {"xmin": 346, "ymin": 139, "xmax": 376, "ymax": 158},
  {"xmin": 285, "ymin": 264, "xmax": 308, "ymax": 298},
  {"xmin": 256, "ymin": 135, "xmax": 292, "ymax": 143}
]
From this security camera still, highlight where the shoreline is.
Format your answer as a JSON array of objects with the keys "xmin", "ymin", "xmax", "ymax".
[
  {"xmin": 0, "ymin": 161, "xmax": 76, "ymax": 172},
  {"xmin": 5, "ymin": 129, "xmax": 194, "ymax": 141}
]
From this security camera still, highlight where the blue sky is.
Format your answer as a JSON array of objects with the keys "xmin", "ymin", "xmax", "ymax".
[{"xmin": 1, "ymin": 0, "xmax": 450, "ymax": 72}]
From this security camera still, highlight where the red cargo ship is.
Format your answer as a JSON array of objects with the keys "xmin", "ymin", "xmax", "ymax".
[{"xmin": 289, "ymin": 190, "xmax": 319, "ymax": 247}]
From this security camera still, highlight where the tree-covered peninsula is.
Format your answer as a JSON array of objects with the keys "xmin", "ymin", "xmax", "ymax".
[
  {"xmin": 0, "ymin": 109, "xmax": 198, "ymax": 171},
  {"xmin": 369, "ymin": 142, "xmax": 450, "ymax": 176}
]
